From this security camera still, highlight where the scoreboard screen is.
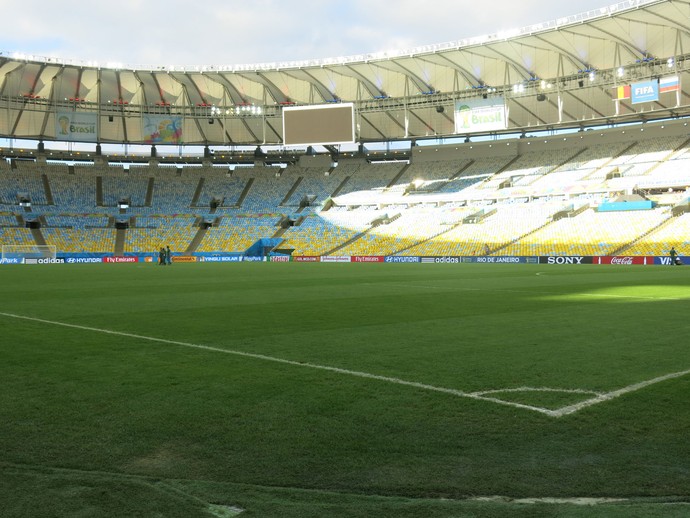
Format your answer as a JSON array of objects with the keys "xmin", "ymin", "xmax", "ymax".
[{"xmin": 282, "ymin": 103, "xmax": 355, "ymax": 146}]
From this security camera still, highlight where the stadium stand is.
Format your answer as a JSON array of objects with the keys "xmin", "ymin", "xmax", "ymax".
[{"xmin": 2, "ymin": 130, "xmax": 690, "ymax": 257}]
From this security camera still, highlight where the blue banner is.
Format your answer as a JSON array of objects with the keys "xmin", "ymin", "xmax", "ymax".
[
  {"xmin": 385, "ymin": 256, "xmax": 420, "ymax": 263},
  {"xmin": 0, "ymin": 258, "xmax": 23, "ymax": 264},
  {"xmin": 242, "ymin": 256, "xmax": 265, "ymax": 262},
  {"xmin": 472, "ymin": 256, "xmax": 538, "ymax": 264},
  {"xmin": 421, "ymin": 257, "xmax": 461, "ymax": 264},
  {"xmin": 202, "ymin": 256, "xmax": 243, "ymax": 262},
  {"xmin": 655, "ymin": 256, "xmax": 688, "ymax": 266},
  {"xmin": 631, "ymin": 80, "xmax": 659, "ymax": 104},
  {"xmin": 64, "ymin": 257, "xmax": 104, "ymax": 264}
]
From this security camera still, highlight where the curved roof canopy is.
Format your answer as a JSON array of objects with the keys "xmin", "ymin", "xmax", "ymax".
[{"xmin": 2, "ymin": 0, "xmax": 690, "ymax": 146}]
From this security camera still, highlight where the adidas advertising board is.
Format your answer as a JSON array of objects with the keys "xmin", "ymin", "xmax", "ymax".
[{"xmin": 25, "ymin": 258, "xmax": 65, "ymax": 264}]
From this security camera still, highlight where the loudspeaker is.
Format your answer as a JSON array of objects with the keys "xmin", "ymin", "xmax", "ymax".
[
  {"xmin": 537, "ymin": 94, "xmax": 547, "ymax": 102},
  {"xmin": 436, "ymin": 106, "xmax": 445, "ymax": 113},
  {"xmin": 108, "ymin": 115, "xmax": 114, "ymax": 122}
]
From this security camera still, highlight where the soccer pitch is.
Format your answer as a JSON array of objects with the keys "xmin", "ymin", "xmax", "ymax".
[{"xmin": 1, "ymin": 262, "xmax": 689, "ymax": 517}]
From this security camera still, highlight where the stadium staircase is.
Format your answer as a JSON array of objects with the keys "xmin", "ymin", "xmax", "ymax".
[
  {"xmin": 391, "ymin": 221, "xmax": 464, "ymax": 256},
  {"xmin": 272, "ymin": 227, "xmax": 287, "ymax": 238},
  {"xmin": 551, "ymin": 203, "xmax": 590, "ymax": 221},
  {"xmin": 145, "ymin": 177, "xmax": 154, "ymax": 206},
  {"xmin": 324, "ymin": 213, "xmax": 404, "ymax": 255},
  {"xmin": 641, "ymin": 135, "xmax": 690, "ymax": 176},
  {"xmin": 41, "ymin": 174, "xmax": 54, "ymax": 205},
  {"xmin": 609, "ymin": 211, "xmax": 676, "ymax": 255},
  {"xmin": 324, "ymin": 229, "xmax": 371, "ymax": 255},
  {"xmin": 329, "ymin": 176, "xmax": 351, "ymax": 199},
  {"xmin": 185, "ymin": 225, "xmax": 208, "ymax": 254},
  {"xmin": 280, "ymin": 177, "xmax": 303, "ymax": 206},
  {"xmin": 96, "ymin": 176, "xmax": 104, "ymax": 206},
  {"xmin": 473, "ymin": 155, "xmax": 522, "ymax": 191},
  {"xmin": 30, "ymin": 227, "xmax": 48, "ymax": 247},
  {"xmin": 191, "ymin": 177, "xmax": 205, "ymax": 207},
  {"xmin": 233, "ymin": 178, "xmax": 254, "ymax": 208},
  {"xmin": 114, "ymin": 228, "xmax": 126, "ymax": 255},
  {"xmin": 420, "ymin": 161, "xmax": 476, "ymax": 193},
  {"xmin": 489, "ymin": 219, "xmax": 555, "ymax": 255},
  {"xmin": 384, "ymin": 164, "xmax": 411, "ymax": 190},
  {"xmin": 671, "ymin": 198, "xmax": 690, "ymax": 216},
  {"xmin": 581, "ymin": 142, "xmax": 637, "ymax": 180},
  {"xmin": 524, "ymin": 147, "xmax": 590, "ymax": 185}
]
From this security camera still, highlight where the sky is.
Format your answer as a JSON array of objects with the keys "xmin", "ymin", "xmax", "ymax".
[{"xmin": 0, "ymin": 0, "xmax": 619, "ymax": 67}]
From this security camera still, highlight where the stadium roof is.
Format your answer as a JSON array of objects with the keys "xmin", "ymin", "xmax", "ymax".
[{"xmin": 2, "ymin": 0, "xmax": 690, "ymax": 147}]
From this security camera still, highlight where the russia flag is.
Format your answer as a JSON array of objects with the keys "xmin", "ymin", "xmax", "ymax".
[{"xmin": 659, "ymin": 75, "xmax": 680, "ymax": 93}]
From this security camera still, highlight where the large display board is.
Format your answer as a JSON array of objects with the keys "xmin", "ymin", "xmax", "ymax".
[
  {"xmin": 55, "ymin": 112, "xmax": 98, "ymax": 142},
  {"xmin": 454, "ymin": 98, "xmax": 507, "ymax": 134},
  {"xmin": 282, "ymin": 103, "xmax": 355, "ymax": 146}
]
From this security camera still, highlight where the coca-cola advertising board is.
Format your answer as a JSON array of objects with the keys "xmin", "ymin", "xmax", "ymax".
[{"xmin": 597, "ymin": 256, "xmax": 649, "ymax": 265}]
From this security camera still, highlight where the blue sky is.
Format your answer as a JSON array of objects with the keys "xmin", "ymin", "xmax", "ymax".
[{"xmin": 0, "ymin": 0, "xmax": 618, "ymax": 66}]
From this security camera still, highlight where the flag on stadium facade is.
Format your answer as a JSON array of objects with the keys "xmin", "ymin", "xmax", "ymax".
[
  {"xmin": 659, "ymin": 75, "xmax": 680, "ymax": 93},
  {"xmin": 631, "ymin": 80, "xmax": 659, "ymax": 104},
  {"xmin": 614, "ymin": 85, "xmax": 631, "ymax": 100}
]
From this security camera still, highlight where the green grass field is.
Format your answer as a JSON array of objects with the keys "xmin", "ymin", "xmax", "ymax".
[{"xmin": 1, "ymin": 262, "xmax": 689, "ymax": 517}]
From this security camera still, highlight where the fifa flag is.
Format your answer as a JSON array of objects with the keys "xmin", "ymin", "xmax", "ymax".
[
  {"xmin": 659, "ymin": 75, "xmax": 680, "ymax": 93},
  {"xmin": 631, "ymin": 80, "xmax": 659, "ymax": 104},
  {"xmin": 615, "ymin": 85, "xmax": 631, "ymax": 100}
]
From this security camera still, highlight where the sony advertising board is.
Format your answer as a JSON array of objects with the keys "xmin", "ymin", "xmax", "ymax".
[{"xmin": 539, "ymin": 256, "xmax": 594, "ymax": 264}]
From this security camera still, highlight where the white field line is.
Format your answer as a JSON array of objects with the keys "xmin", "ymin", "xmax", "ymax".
[
  {"xmin": 551, "ymin": 369, "xmax": 690, "ymax": 417},
  {"xmin": 473, "ymin": 387, "xmax": 602, "ymax": 397},
  {"xmin": 2, "ymin": 311, "xmax": 689, "ymax": 418}
]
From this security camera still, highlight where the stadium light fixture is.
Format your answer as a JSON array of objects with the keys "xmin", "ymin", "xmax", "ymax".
[{"xmin": 518, "ymin": 84, "xmax": 526, "ymax": 93}]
